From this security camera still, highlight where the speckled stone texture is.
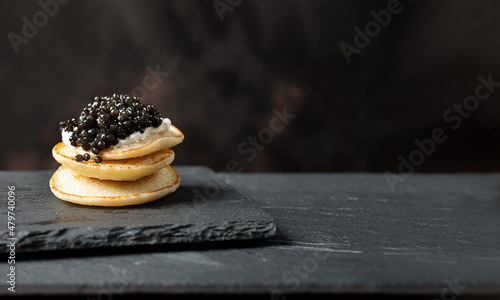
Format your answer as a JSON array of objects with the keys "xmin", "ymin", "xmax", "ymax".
[{"xmin": 0, "ymin": 167, "xmax": 276, "ymax": 252}]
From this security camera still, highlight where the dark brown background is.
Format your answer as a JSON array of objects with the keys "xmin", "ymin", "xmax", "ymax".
[{"xmin": 0, "ymin": 0, "xmax": 499, "ymax": 172}]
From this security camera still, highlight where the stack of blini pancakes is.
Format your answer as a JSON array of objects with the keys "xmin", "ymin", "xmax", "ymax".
[{"xmin": 50, "ymin": 97, "xmax": 184, "ymax": 207}]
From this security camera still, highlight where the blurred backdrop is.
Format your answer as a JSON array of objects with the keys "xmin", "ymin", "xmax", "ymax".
[{"xmin": 0, "ymin": 0, "xmax": 499, "ymax": 172}]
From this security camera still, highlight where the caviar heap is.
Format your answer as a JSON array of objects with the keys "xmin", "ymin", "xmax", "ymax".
[{"xmin": 59, "ymin": 94, "xmax": 163, "ymax": 163}]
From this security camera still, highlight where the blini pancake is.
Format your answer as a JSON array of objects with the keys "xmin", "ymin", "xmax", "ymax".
[
  {"xmin": 50, "ymin": 165, "xmax": 180, "ymax": 207},
  {"xmin": 52, "ymin": 143, "xmax": 175, "ymax": 181}
]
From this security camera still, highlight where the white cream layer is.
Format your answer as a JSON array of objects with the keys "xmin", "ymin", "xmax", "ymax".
[{"xmin": 62, "ymin": 118, "xmax": 171, "ymax": 154}]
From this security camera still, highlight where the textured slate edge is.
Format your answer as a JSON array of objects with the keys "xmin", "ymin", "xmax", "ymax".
[
  {"xmin": 5, "ymin": 283, "xmax": 500, "ymax": 296},
  {"xmin": 0, "ymin": 220, "xmax": 276, "ymax": 252}
]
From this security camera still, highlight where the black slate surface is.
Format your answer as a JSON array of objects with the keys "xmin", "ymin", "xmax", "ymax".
[
  {"xmin": 0, "ymin": 167, "xmax": 276, "ymax": 252},
  {"xmin": 1, "ymin": 171, "xmax": 500, "ymax": 297}
]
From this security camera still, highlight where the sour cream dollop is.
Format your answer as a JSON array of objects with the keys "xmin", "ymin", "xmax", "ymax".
[{"xmin": 62, "ymin": 118, "xmax": 171, "ymax": 153}]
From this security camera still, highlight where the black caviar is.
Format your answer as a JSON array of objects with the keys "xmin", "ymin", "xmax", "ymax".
[
  {"xmin": 59, "ymin": 94, "xmax": 163, "ymax": 163},
  {"xmin": 94, "ymin": 156, "xmax": 103, "ymax": 164}
]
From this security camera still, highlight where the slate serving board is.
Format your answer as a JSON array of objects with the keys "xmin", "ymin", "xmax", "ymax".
[
  {"xmin": 0, "ymin": 171, "xmax": 499, "ymax": 296},
  {"xmin": 0, "ymin": 167, "xmax": 276, "ymax": 252}
]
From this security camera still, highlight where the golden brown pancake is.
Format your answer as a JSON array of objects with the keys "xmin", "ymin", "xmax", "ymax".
[
  {"xmin": 50, "ymin": 165, "xmax": 180, "ymax": 206},
  {"xmin": 52, "ymin": 143, "xmax": 175, "ymax": 181}
]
